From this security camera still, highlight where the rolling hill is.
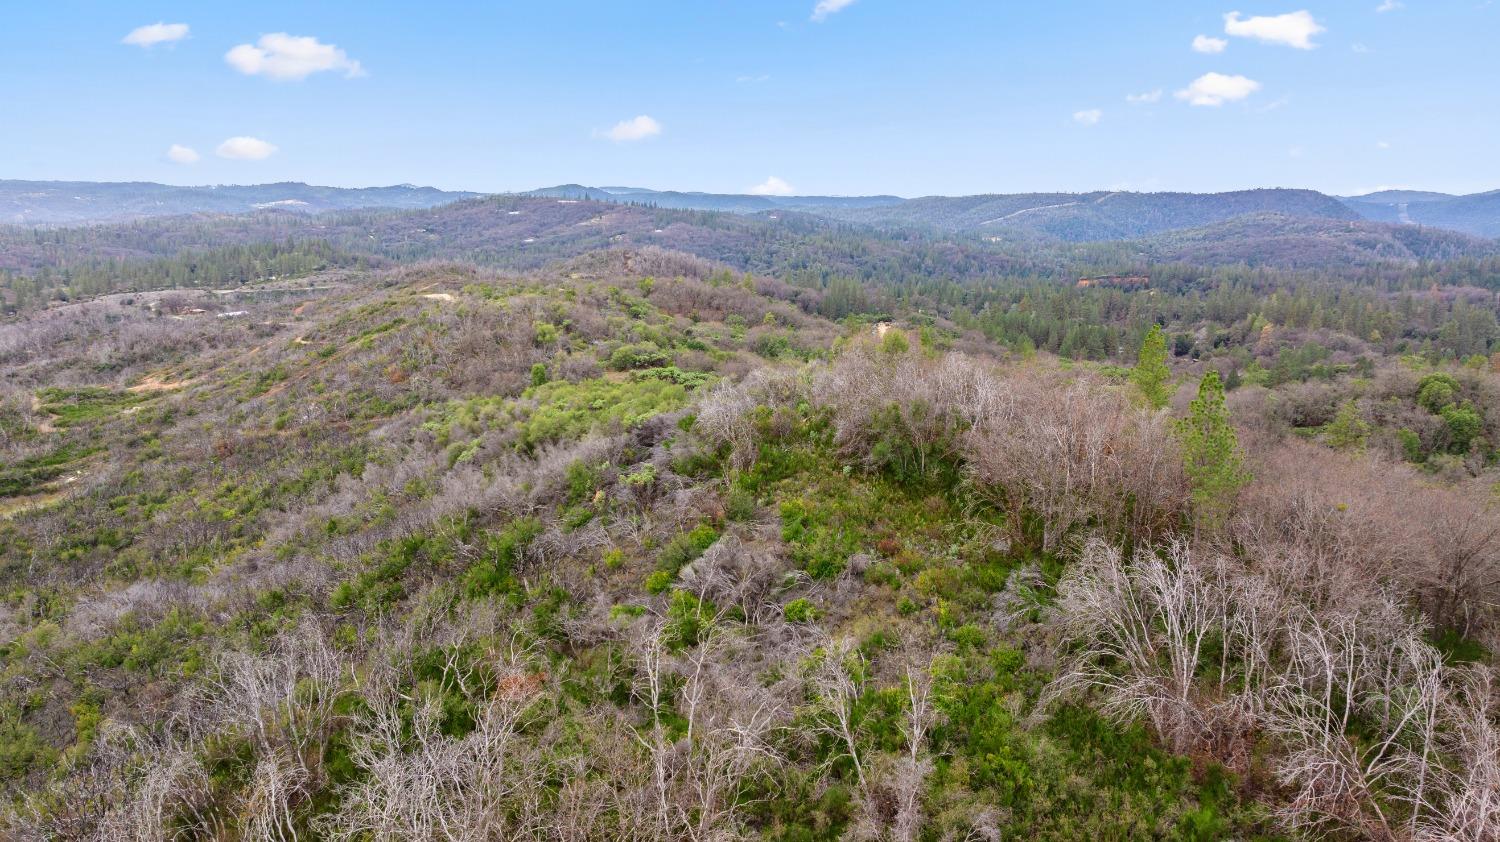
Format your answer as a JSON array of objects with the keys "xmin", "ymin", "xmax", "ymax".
[
  {"xmin": 0, "ymin": 180, "xmax": 479, "ymax": 225},
  {"xmin": 522, "ymin": 184, "xmax": 905, "ymax": 214},
  {"xmin": 1341, "ymin": 189, "xmax": 1500, "ymax": 238},
  {"xmin": 810, "ymin": 188, "xmax": 1363, "ymax": 239},
  {"xmin": 1133, "ymin": 212, "xmax": 1500, "ymax": 268}
]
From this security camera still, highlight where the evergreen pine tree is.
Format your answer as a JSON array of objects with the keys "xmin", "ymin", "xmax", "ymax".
[
  {"xmin": 1178, "ymin": 370, "xmax": 1248, "ymax": 530},
  {"xmin": 1132, "ymin": 325, "xmax": 1172, "ymax": 409}
]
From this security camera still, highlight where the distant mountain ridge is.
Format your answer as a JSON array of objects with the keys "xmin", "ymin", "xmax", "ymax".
[
  {"xmin": 1339, "ymin": 189, "xmax": 1500, "ymax": 238},
  {"xmin": 807, "ymin": 188, "xmax": 1363, "ymax": 241},
  {"xmin": 521, "ymin": 184, "xmax": 905, "ymax": 214},
  {"xmin": 0, "ymin": 180, "xmax": 479, "ymax": 224},
  {"xmin": 6, "ymin": 178, "xmax": 1499, "ymax": 241}
]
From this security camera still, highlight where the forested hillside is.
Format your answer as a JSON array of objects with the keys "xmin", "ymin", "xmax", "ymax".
[
  {"xmin": 1342, "ymin": 190, "xmax": 1500, "ymax": 239},
  {"xmin": 771, "ymin": 189, "xmax": 1362, "ymax": 239},
  {"xmin": 0, "ymin": 235, "xmax": 1498, "ymax": 839}
]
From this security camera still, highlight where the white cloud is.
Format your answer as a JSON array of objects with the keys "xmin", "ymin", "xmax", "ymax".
[
  {"xmin": 1377, "ymin": 140, "xmax": 1392, "ymax": 149},
  {"xmin": 122, "ymin": 22, "xmax": 189, "ymax": 48},
  {"xmin": 1126, "ymin": 89, "xmax": 1164, "ymax": 104},
  {"xmin": 216, "ymin": 136, "xmax": 278, "ymax": 160},
  {"xmin": 1073, "ymin": 109, "xmax": 1103, "ymax": 126},
  {"xmin": 1193, "ymin": 34, "xmax": 1229, "ymax": 53},
  {"xmin": 736, "ymin": 74, "xmax": 771, "ymax": 83},
  {"xmin": 1224, "ymin": 11, "xmax": 1325, "ymax": 49},
  {"xmin": 1175, "ymin": 72, "xmax": 1262, "ymax": 106},
  {"xmin": 1376, "ymin": 0, "xmax": 1404, "ymax": 11},
  {"xmin": 603, "ymin": 115, "xmax": 663, "ymax": 142},
  {"xmin": 811, "ymin": 0, "xmax": 858, "ymax": 22},
  {"xmin": 225, "ymin": 33, "xmax": 364, "ymax": 81},
  {"xmin": 166, "ymin": 144, "xmax": 200, "ymax": 164},
  {"xmin": 749, "ymin": 176, "xmax": 796, "ymax": 196},
  {"xmin": 1352, "ymin": 42, "xmax": 1373, "ymax": 53}
]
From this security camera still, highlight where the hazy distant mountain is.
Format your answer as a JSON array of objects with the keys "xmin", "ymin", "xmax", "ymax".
[
  {"xmin": 1134, "ymin": 212, "xmax": 1500, "ymax": 268},
  {"xmin": 0, "ymin": 180, "xmax": 478, "ymax": 224},
  {"xmin": 521, "ymin": 184, "xmax": 905, "ymax": 214},
  {"xmin": 809, "ymin": 189, "xmax": 1364, "ymax": 240},
  {"xmin": 1342, "ymin": 190, "xmax": 1456, "ymax": 204},
  {"xmin": 1340, "ymin": 189, "xmax": 1500, "ymax": 238}
]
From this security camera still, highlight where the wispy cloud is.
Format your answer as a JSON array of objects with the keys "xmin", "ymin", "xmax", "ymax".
[
  {"xmin": 1224, "ymin": 10, "xmax": 1325, "ymax": 49},
  {"xmin": 166, "ymin": 144, "xmax": 200, "ymax": 164},
  {"xmin": 122, "ymin": 22, "xmax": 189, "ymax": 48},
  {"xmin": 603, "ymin": 115, "xmax": 663, "ymax": 142},
  {"xmin": 1376, "ymin": 0, "xmax": 1404, "ymax": 12},
  {"xmin": 811, "ymin": 0, "xmax": 858, "ymax": 22},
  {"xmin": 749, "ymin": 176, "xmax": 796, "ymax": 196},
  {"xmin": 216, "ymin": 136, "xmax": 278, "ymax": 160},
  {"xmin": 736, "ymin": 74, "xmax": 771, "ymax": 83},
  {"xmin": 1126, "ymin": 89, "xmax": 1164, "ymax": 104},
  {"xmin": 1192, "ymin": 34, "xmax": 1228, "ymax": 53},
  {"xmin": 1176, "ymin": 72, "xmax": 1262, "ymax": 106},
  {"xmin": 1073, "ymin": 109, "xmax": 1103, "ymax": 126},
  {"xmin": 225, "ymin": 33, "xmax": 365, "ymax": 81}
]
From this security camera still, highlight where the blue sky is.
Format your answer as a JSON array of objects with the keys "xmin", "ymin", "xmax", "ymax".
[{"xmin": 2, "ymin": 1, "xmax": 1495, "ymax": 196}]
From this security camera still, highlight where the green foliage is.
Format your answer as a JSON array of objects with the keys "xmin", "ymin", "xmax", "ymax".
[
  {"xmin": 0, "ymin": 443, "xmax": 98, "ymax": 498},
  {"xmin": 608, "ymin": 342, "xmax": 671, "ymax": 371},
  {"xmin": 529, "ymin": 362, "xmax": 548, "ymax": 387},
  {"xmin": 564, "ymin": 460, "xmax": 603, "ymax": 506},
  {"xmin": 879, "ymin": 329, "xmax": 910, "ymax": 355},
  {"xmin": 333, "ymin": 532, "xmax": 433, "ymax": 610},
  {"xmin": 723, "ymin": 487, "xmax": 758, "ymax": 521},
  {"xmin": 644, "ymin": 569, "xmax": 674, "ymax": 594},
  {"xmin": 863, "ymin": 402, "xmax": 962, "ymax": 489},
  {"xmin": 780, "ymin": 497, "xmax": 853, "ymax": 579},
  {"xmin": 518, "ymin": 377, "xmax": 692, "ymax": 448},
  {"xmin": 1441, "ymin": 403, "xmax": 1484, "ymax": 453},
  {"xmin": 35, "ymin": 387, "xmax": 149, "ymax": 427},
  {"xmin": 664, "ymin": 590, "xmax": 715, "ymax": 648},
  {"xmin": 0, "ymin": 705, "xmax": 56, "ymax": 781},
  {"xmin": 1417, "ymin": 372, "xmax": 1461, "ymax": 413},
  {"xmin": 1323, "ymin": 400, "xmax": 1370, "ymax": 450},
  {"xmin": 753, "ymin": 332, "xmax": 793, "ymax": 359},
  {"xmin": 783, "ymin": 598, "xmax": 819, "ymax": 623},
  {"xmin": 532, "ymin": 321, "xmax": 559, "ymax": 346},
  {"xmin": 1177, "ymin": 370, "xmax": 1249, "ymax": 530},
  {"xmin": 632, "ymin": 366, "xmax": 713, "ymax": 388},
  {"xmin": 1397, "ymin": 428, "xmax": 1425, "ymax": 462},
  {"xmin": 1131, "ymin": 325, "xmax": 1172, "ymax": 409},
  {"xmin": 462, "ymin": 518, "xmax": 542, "ymax": 599},
  {"xmin": 657, "ymin": 523, "xmax": 720, "ymax": 576}
]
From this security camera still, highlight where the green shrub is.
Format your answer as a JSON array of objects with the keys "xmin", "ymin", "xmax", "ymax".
[
  {"xmin": 657, "ymin": 523, "xmax": 720, "ymax": 575},
  {"xmin": 462, "ymin": 518, "xmax": 542, "ymax": 599},
  {"xmin": 1441, "ymin": 403, "xmax": 1483, "ymax": 453},
  {"xmin": 1417, "ymin": 372, "xmax": 1461, "ymax": 413},
  {"xmin": 880, "ymin": 329, "xmax": 910, "ymax": 355},
  {"xmin": 608, "ymin": 342, "xmax": 671, "ymax": 371},
  {"xmin": 724, "ymin": 487, "xmax": 758, "ymax": 521},
  {"xmin": 644, "ymin": 569, "xmax": 674, "ymax": 594},
  {"xmin": 532, "ymin": 321, "xmax": 559, "ymax": 345},
  {"xmin": 783, "ymin": 598, "xmax": 818, "ymax": 623},
  {"xmin": 564, "ymin": 460, "xmax": 603, "ymax": 505}
]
